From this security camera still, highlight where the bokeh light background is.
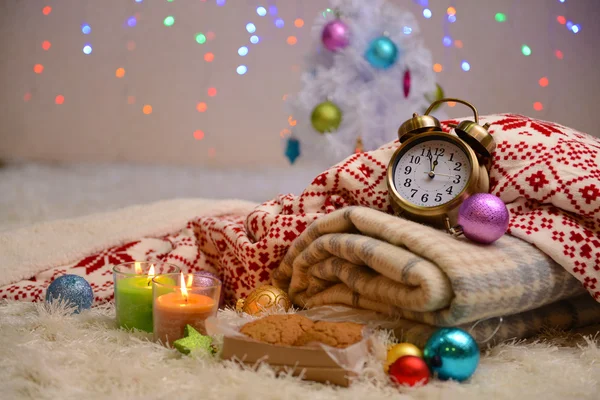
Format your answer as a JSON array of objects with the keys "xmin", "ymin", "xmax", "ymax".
[{"xmin": 0, "ymin": 0, "xmax": 598, "ymax": 167}]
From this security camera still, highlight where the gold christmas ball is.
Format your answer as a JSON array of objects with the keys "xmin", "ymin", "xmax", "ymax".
[
  {"xmin": 311, "ymin": 100, "xmax": 342, "ymax": 133},
  {"xmin": 235, "ymin": 285, "xmax": 292, "ymax": 315},
  {"xmin": 384, "ymin": 343, "xmax": 423, "ymax": 372},
  {"xmin": 424, "ymin": 83, "xmax": 445, "ymax": 112}
]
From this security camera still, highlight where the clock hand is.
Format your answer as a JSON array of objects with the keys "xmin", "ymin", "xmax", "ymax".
[
  {"xmin": 423, "ymin": 172, "xmax": 454, "ymax": 178},
  {"xmin": 427, "ymin": 154, "xmax": 435, "ymax": 178}
]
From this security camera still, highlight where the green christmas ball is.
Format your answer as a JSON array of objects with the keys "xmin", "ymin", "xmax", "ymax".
[{"xmin": 311, "ymin": 101, "xmax": 342, "ymax": 133}]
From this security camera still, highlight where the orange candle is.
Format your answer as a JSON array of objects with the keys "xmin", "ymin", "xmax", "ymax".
[{"xmin": 153, "ymin": 273, "xmax": 220, "ymax": 345}]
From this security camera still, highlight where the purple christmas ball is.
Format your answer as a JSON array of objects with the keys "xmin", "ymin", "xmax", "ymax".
[
  {"xmin": 321, "ymin": 19, "xmax": 350, "ymax": 52},
  {"xmin": 457, "ymin": 193, "xmax": 509, "ymax": 244}
]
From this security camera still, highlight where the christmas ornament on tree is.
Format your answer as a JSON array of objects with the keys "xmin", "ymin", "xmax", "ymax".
[
  {"xmin": 456, "ymin": 193, "xmax": 509, "ymax": 244},
  {"xmin": 364, "ymin": 36, "xmax": 399, "ymax": 70},
  {"xmin": 173, "ymin": 325, "xmax": 216, "ymax": 355},
  {"xmin": 45, "ymin": 274, "xmax": 94, "ymax": 314},
  {"xmin": 403, "ymin": 70, "xmax": 411, "ymax": 98},
  {"xmin": 425, "ymin": 83, "xmax": 445, "ymax": 111},
  {"xmin": 388, "ymin": 355, "xmax": 430, "ymax": 387},
  {"xmin": 285, "ymin": 137, "xmax": 301, "ymax": 164},
  {"xmin": 321, "ymin": 19, "xmax": 350, "ymax": 52},
  {"xmin": 236, "ymin": 285, "xmax": 292, "ymax": 315},
  {"xmin": 311, "ymin": 101, "xmax": 343, "ymax": 133},
  {"xmin": 423, "ymin": 328, "xmax": 480, "ymax": 382},
  {"xmin": 385, "ymin": 342, "xmax": 423, "ymax": 372}
]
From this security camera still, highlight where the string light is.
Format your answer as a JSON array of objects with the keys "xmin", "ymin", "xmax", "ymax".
[
  {"xmin": 443, "ymin": 36, "xmax": 452, "ymax": 47},
  {"xmin": 206, "ymin": 31, "xmax": 215, "ymax": 40},
  {"xmin": 216, "ymin": 0, "xmax": 226, "ymax": 6},
  {"xmin": 571, "ymin": 24, "xmax": 580, "ymax": 33},
  {"xmin": 555, "ymin": 50, "xmax": 564, "ymax": 59},
  {"xmin": 533, "ymin": 102, "xmax": 543, "ymax": 111},
  {"xmin": 454, "ymin": 40, "xmax": 463, "ymax": 48},
  {"xmin": 142, "ymin": 105, "xmax": 152, "ymax": 114},
  {"xmin": 448, "ymin": 101, "xmax": 456, "ymax": 107},
  {"xmin": 539, "ymin": 77, "xmax": 549, "ymax": 87},
  {"xmin": 433, "ymin": 63, "xmax": 443, "ymax": 72},
  {"xmin": 42, "ymin": 41, "xmax": 51, "ymax": 50},
  {"xmin": 115, "ymin": 68, "xmax": 125, "ymax": 78},
  {"xmin": 195, "ymin": 33, "xmax": 206, "ymax": 44},
  {"xmin": 447, "ymin": 7, "xmax": 456, "ymax": 16},
  {"xmin": 24, "ymin": 93, "xmax": 32, "ymax": 102},
  {"xmin": 127, "ymin": 17, "xmax": 137, "ymax": 27},
  {"xmin": 287, "ymin": 36, "xmax": 297, "ymax": 45},
  {"xmin": 566, "ymin": 21, "xmax": 573, "ymax": 30},
  {"xmin": 557, "ymin": 16, "xmax": 566, "ymax": 24},
  {"xmin": 127, "ymin": 40, "xmax": 136, "ymax": 51},
  {"xmin": 236, "ymin": 65, "xmax": 248, "ymax": 75},
  {"xmin": 128, "ymin": 96, "xmax": 136, "ymax": 104},
  {"xmin": 521, "ymin": 44, "xmax": 532, "ymax": 56},
  {"xmin": 207, "ymin": 87, "xmax": 217, "ymax": 97},
  {"xmin": 238, "ymin": 46, "xmax": 248, "ymax": 56},
  {"xmin": 42, "ymin": 6, "xmax": 52, "ymax": 15},
  {"xmin": 461, "ymin": 60, "xmax": 471, "ymax": 71},
  {"xmin": 246, "ymin": 23, "xmax": 256, "ymax": 33},
  {"xmin": 275, "ymin": 18, "xmax": 284, "ymax": 28},
  {"xmin": 34, "ymin": 64, "xmax": 44, "ymax": 74},
  {"xmin": 269, "ymin": 6, "xmax": 278, "ymax": 15},
  {"xmin": 294, "ymin": 19, "xmax": 304, "ymax": 28},
  {"xmin": 208, "ymin": 148, "xmax": 216, "ymax": 157},
  {"xmin": 204, "ymin": 52, "xmax": 214, "ymax": 62},
  {"xmin": 423, "ymin": 9, "xmax": 432, "ymax": 19},
  {"xmin": 82, "ymin": 24, "xmax": 91, "ymax": 34},
  {"xmin": 495, "ymin": 13, "xmax": 506, "ymax": 22},
  {"xmin": 196, "ymin": 102, "xmax": 207, "ymax": 112},
  {"xmin": 448, "ymin": 15, "xmax": 456, "ymax": 23},
  {"xmin": 256, "ymin": 7, "xmax": 267, "ymax": 16},
  {"xmin": 163, "ymin": 16, "xmax": 175, "ymax": 27},
  {"xmin": 403, "ymin": 26, "xmax": 412, "ymax": 35},
  {"xmin": 55, "ymin": 95, "xmax": 65, "ymax": 105},
  {"xmin": 83, "ymin": 44, "xmax": 93, "ymax": 55},
  {"xmin": 250, "ymin": 35, "xmax": 260, "ymax": 44},
  {"xmin": 193, "ymin": 130, "xmax": 205, "ymax": 140}
]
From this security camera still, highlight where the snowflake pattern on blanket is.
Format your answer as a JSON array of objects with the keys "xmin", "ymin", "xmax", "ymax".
[{"xmin": 1, "ymin": 114, "xmax": 599, "ymax": 304}]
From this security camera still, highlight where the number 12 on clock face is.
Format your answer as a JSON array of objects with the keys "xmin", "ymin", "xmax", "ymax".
[{"xmin": 393, "ymin": 139, "xmax": 471, "ymax": 208}]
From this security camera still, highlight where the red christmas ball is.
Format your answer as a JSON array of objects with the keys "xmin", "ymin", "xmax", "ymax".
[{"xmin": 388, "ymin": 355, "xmax": 430, "ymax": 387}]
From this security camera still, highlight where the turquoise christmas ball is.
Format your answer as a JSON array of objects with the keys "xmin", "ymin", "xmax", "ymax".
[
  {"xmin": 364, "ymin": 36, "xmax": 398, "ymax": 69},
  {"xmin": 45, "ymin": 274, "xmax": 94, "ymax": 314},
  {"xmin": 423, "ymin": 328, "xmax": 480, "ymax": 382}
]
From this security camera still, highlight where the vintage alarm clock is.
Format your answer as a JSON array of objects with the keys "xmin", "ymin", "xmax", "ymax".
[{"xmin": 386, "ymin": 98, "xmax": 496, "ymax": 230}]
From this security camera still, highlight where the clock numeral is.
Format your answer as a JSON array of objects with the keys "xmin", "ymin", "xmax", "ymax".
[
  {"xmin": 421, "ymin": 193, "xmax": 429, "ymax": 203},
  {"xmin": 434, "ymin": 147, "xmax": 445, "ymax": 156},
  {"xmin": 404, "ymin": 166, "xmax": 412, "ymax": 175},
  {"xmin": 453, "ymin": 175, "xmax": 461, "ymax": 184},
  {"xmin": 410, "ymin": 189, "xmax": 418, "ymax": 198},
  {"xmin": 409, "ymin": 155, "xmax": 421, "ymax": 164},
  {"xmin": 420, "ymin": 147, "xmax": 432, "ymax": 157},
  {"xmin": 435, "ymin": 193, "xmax": 442, "ymax": 202},
  {"xmin": 403, "ymin": 178, "xmax": 412, "ymax": 187},
  {"xmin": 449, "ymin": 153, "xmax": 455, "ymax": 162},
  {"xmin": 453, "ymin": 162, "xmax": 462, "ymax": 171},
  {"xmin": 446, "ymin": 186, "xmax": 454, "ymax": 195}
]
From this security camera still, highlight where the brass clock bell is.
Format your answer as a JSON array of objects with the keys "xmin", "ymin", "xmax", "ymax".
[{"xmin": 387, "ymin": 98, "xmax": 495, "ymax": 228}]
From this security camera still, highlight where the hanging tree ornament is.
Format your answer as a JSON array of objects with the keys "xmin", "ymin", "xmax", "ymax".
[
  {"xmin": 424, "ymin": 83, "xmax": 445, "ymax": 111},
  {"xmin": 311, "ymin": 100, "xmax": 343, "ymax": 133},
  {"xmin": 403, "ymin": 69, "xmax": 411, "ymax": 98},
  {"xmin": 453, "ymin": 193, "xmax": 509, "ymax": 244},
  {"xmin": 285, "ymin": 137, "xmax": 301, "ymax": 164},
  {"xmin": 365, "ymin": 34, "xmax": 399, "ymax": 70},
  {"xmin": 321, "ymin": 18, "xmax": 350, "ymax": 52},
  {"xmin": 236, "ymin": 285, "xmax": 292, "ymax": 316}
]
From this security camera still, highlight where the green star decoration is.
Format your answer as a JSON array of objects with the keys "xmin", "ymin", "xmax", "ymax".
[{"xmin": 173, "ymin": 325, "xmax": 215, "ymax": 355}]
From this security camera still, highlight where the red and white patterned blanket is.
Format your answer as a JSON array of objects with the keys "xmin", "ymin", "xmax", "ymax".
[{"xmin": 1, "ymin": 114, "xmax": 599, "ymax": 305}]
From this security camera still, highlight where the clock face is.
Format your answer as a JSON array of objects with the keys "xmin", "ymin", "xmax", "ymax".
[{"xmin": 393, "ymin": 138, "xmax": 471, "ymax": 207}]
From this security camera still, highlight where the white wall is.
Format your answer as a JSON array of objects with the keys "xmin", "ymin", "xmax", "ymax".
[{"xmin": 1, "ymin": 0, "xmax": 598, "ymax": 167}]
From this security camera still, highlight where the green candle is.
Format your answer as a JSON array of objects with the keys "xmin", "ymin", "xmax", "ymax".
[{"xmin": 115, "ymin": 275, "xmax": 154, "ymax": 332}]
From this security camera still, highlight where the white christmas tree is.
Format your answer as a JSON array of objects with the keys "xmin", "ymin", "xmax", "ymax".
[{"xmin": 285, "ymin": 0, "xmax": 439, "ymax": 166}]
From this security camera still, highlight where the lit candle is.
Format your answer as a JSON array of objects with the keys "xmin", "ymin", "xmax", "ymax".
[
  {"xmin": 114, "ymin": 262, "xmax": 155, "ymax": 332},
  {"xmin": 153, "ymin": 273, "xmax": 219, "ymax": 345}
]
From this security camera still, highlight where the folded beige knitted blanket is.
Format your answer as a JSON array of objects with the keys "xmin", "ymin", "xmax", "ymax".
[{"xmin": 272, "ymin": 207, "xmax": 600, "ymax": 344}]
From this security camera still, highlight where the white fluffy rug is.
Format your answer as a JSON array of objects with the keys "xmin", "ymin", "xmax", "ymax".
[{"xmin": 1, "ymin": 300, "xmax": 598, "ymax": 400}]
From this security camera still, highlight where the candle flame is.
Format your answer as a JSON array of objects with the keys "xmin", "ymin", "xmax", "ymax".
[
  {"xmin": 180, "ymin": 272, "xmax": 188, "ymax": 301},
  {"xmin": 186, "ymin": 274, "xmax": 193, "ymax": 288},
  {"xmin": 148, "ymin": 264, "xmax": 155, "ymax": 277},
  {"xmin": 134, "ymin": 261, "xmax": 142, "ymax": 274}
]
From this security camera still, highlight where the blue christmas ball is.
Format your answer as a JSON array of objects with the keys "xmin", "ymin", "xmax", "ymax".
[
  {"xmin": 364, "ymin": 36, "xmax": 399, "ymax": 69},
  {"xmin": 423, "ymin": 328, "xmax": 480, "ymax": 382},
  {"xmin": 45, "ymin": 274, "xmax": 94, "ymax": 313}
]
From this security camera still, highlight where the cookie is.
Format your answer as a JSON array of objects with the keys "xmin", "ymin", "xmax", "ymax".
[
  {"xmin": 294, "ymin": 321, "xmax": 364, "ymax": 348},
  {"xmin": 239, "ymin": 314, "xmax": 314, "ymax": 346}
]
